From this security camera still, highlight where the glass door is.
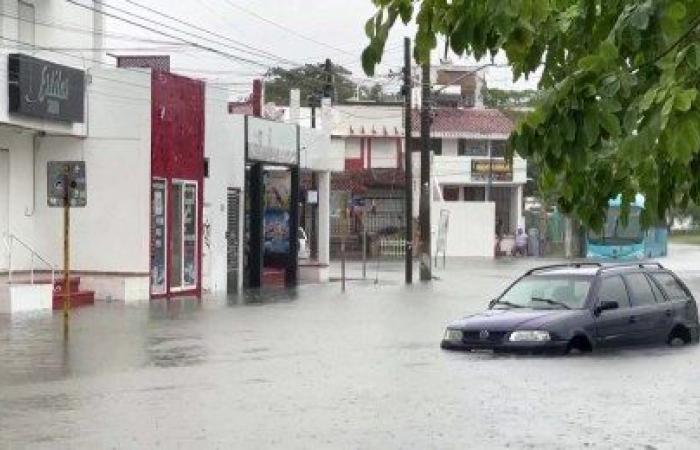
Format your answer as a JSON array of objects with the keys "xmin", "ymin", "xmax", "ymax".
[
  {"xmin": 0, "ymin": 149, "xmax": 9, "ymax": 271},
  {"xmin": 170, "ymin": 183, "xmax": 183, "ymax": 290},
  {"xmin": 170, "ymin": 181, "xmax": 198, "ymax": 291}
]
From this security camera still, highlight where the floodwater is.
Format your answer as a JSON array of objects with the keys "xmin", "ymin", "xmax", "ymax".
[{"xmin": 1, "ymin": 245, "xmax": 700, "ymax": 449}]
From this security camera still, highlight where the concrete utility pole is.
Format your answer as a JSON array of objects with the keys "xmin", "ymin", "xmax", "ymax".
[
  {"xmin": 419, "ymin": 62, "xmax": 432, "ymax": 281},
  {"xmin": 402, "ymin": 37, "xmax": 413, "ymax": 284}
]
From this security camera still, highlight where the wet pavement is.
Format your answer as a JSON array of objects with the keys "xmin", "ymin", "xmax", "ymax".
[{"xmin": 1, "ymin": 245, "xmax": 700, "ymax": 449}]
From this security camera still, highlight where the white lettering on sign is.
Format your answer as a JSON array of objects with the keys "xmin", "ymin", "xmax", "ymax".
[{"xmin": 25, "ymin": 65, "xmax": 70, "ymax": 105}]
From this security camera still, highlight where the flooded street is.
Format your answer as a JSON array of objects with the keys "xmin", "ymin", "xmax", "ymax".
[{"xmin": 2, "ymin": 246, "xmax": 700, "ymax": 449}]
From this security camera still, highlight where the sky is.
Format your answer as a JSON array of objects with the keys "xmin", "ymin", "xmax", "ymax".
[{"xmin": 102, "ymin": 0, "xmax": 541, "ymax": 99}]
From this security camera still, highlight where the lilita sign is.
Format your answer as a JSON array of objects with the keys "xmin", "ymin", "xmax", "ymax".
[
  {"xmin": 471, "ymin": 158, "xmax": 513, "ymax": 182},
  {"xmin": 8, "ymin": 54, "xmax": 85, "ymax": 123}
]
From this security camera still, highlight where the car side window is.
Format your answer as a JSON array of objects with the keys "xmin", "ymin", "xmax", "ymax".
[
  {"xmin": 650, "ymin": 273, "xmax": 690, "ymax": 301},
  {"xmin": 645, "ymin": 274, "xmax": 667, "ymax": 303},
  {"xmin": 598, "ymin": 276, "xmax": 630, "ymax": 308},
  {"xmin": 623, "ymin": 273, "xmax": 657, "ymax": 306}
]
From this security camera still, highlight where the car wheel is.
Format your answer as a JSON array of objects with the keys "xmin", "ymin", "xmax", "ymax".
[
  {"xmin": 566, "ymin": 336, "xmax": 592, "ymax": 355},
  {"xmin": 668, "ymin": 326, "xmax": 691, "ymax": 347}
]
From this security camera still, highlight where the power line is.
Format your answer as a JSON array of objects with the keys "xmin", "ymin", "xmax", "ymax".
[
  {"xmin": 65, "ymin": 0, "xmax": 279, "ymax": 69},
  {"xmin": 117, "ymin": 0, "xmax": 301, "ymax": 67},
  {"xmin": 217, "ymin": 0, "xmax": 355, "ymax": 56},
  {"xmin": 0, "ymin": 35, "xmax": 241, "ymax": 96},
  {"xmin": 92, "ymin": 0, "xmax": 297, "ymax": 67},
  {"xmin": 0, "ymin": 11, "xmax": 188, "ymax": 46}
]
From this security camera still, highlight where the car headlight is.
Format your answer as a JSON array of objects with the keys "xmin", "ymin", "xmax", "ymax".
[
  {"xmin": 444, "ymin": 328, "xmax": 463, "ymax": 342},
  {"xmin": 508, "ymin": 330, "xmax": 551, "ymax": 342}
]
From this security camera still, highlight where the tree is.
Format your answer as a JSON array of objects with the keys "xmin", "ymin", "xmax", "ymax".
[
  {"xmin": 361, "ymin": 83, "xmax": 385, "ymax": 101},
  {"xmin": 483, "ymin": 88, "xmax": 539, "ymax": 108},
  {"xmin": 362, "ymin": 0, "xmax": 700, "ymax": 230},
  {"xmin": 264, "ymin": 62, "xmax": 357, "ymax": 105}
]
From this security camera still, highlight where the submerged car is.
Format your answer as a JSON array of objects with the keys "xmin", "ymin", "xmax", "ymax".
[{"xmin": 441, "ymin": 263, "xmax": 699, "ymax": 354}]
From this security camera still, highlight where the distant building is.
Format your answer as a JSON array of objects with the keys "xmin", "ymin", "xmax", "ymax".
[{"xmin": 326, "ymin": 64, "xmax": 527, "ymax": 257}]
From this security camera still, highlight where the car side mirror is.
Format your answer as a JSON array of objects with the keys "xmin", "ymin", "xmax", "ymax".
[
  {"xmin": 488, "ymin": 299, "xmax": 497, "ymax": 308},
  {"xmin": 594, "ymin": 300, "xmax": 619, "ymax": 316}
]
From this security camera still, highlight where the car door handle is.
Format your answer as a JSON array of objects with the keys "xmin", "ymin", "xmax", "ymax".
[
  {"xmin": 629, "ymin": 316, "xmax": 637, "ymax": 323},
  {"xmin": 665, "ymin": 309, "xmax": 672, "ymax": 317}
]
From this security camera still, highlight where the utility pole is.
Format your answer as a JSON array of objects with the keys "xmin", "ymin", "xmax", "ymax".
[
  {"xmin": 402, "ymin": 37, "xmax": 413, "ymax": 284},
  {"xmin": 419, "ymin": 62, "xmax": 432, "ymax": 282},
  {"xmin": 63, "ymin": 175, "xmax": 71, "ymax": 336}
]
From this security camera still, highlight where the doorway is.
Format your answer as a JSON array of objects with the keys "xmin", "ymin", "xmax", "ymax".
[
  {"xmin": 170, "ymin": 181, "xmax": 198, "ymax": 292},
  {"xmin": 0, "ymin": 149, "xmax": 8, "ymax": 271},
  {"xmin": 226, "ymin": 188, "xmax": 241, "ymax": 294}
]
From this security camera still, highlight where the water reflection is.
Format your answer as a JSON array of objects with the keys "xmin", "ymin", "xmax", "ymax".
[{"xmin": 227, "ymin": 286, "xmax": 300, "ymax": 306}]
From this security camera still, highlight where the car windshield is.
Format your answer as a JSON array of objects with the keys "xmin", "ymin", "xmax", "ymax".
[{"xmin": 494, "ymin": 275, "xmax": 593, "ymax": 310}]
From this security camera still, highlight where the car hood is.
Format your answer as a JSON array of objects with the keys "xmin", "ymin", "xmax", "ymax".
[{"xmin": 449, "ymin": 308, "xmax": 580, "ymax": 332}]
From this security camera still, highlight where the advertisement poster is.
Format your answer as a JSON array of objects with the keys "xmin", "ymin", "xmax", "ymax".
[
  {"xmin": 151, "ymin": 180, "xmax": 167, "ymax": 294},
  {"xmin": 264, "ymin": 172, "xmax": 291, "ymax": 266},
  {"xmin": 183, "ymin": 184, "xmax": 197, "ymax": 286}
]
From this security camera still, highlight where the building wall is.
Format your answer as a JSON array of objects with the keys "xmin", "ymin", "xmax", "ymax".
[
  {"xmin": 442, "ymin": 139, "xmax": 459, "ymax": 156},
  {"xmin": 1, "ymin": 66, "xmax": 151, "ymax": 277},
  {"xmin": 0, "ymin": 0, "xmax": 100, "ymax": 136},
  {"xmin": 432, "ymin": 201, "xmax": 495, "ymax": 257},
  {"xmin": 369, "ymin": 138, "xmax": 398, "ymax": 169},
  {"xmin": 203, "ymin": 87, "xmax": 245, "ymax": 295}
]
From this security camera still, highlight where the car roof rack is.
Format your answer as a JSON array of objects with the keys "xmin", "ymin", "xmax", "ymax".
[
  {"xmin": 526, "ymin": 262, "xmax": 602, "ymax": 275},
  {"xmin": 596, "ymin": 262, "xmax": 665, "ymax": 275}
]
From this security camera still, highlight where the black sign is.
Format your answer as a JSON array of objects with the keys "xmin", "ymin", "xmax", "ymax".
[
  {"xmin": 47, "ymin": 161, "xmax": 87, "ymax": 208},
  {"xmin": 8, "ymin": 54, "xmax": 85, "ymax": 123}
]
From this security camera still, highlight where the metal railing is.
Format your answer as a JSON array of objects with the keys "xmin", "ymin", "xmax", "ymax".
[
  {"xmin": 379, "ymin": 238, "xmax": 406, "ymax": 258},
  {"xmin": 1, "ymin": 232, "xmax": 56, "ymax": 287}
]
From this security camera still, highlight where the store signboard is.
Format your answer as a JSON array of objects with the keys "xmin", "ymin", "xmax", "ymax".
[
  {"xmin": 8, "ymin": 54, "xmax": 85, "ymax": 123},
  {"xmin": 471, "ymin": 158, "xmax": 513, "ymax": 182},
  {"xmin": 246, "ymin": 116, "xmax": 298, "ymax": 165}
]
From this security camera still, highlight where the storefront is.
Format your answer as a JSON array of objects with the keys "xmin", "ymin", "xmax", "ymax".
[
  {"xmin": 243, "ymin": 115, "xmax": 300, "ymax": 288},
  {"xmin": 149, "ymin": 71, "xmax": 205, "ymax": 298}
]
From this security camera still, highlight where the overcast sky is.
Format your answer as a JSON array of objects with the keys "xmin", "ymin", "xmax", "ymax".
[{"xmin": 103, "ymin": 0, "xmax": 540, "ymax": 99}]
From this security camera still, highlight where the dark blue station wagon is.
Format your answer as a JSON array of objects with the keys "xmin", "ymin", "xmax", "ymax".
[{"xmin": 441, "ymin": 263, "xmax": 699, "ymax": 354}]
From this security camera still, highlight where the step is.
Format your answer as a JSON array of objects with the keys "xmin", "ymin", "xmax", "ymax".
[
  {"xmin": 262, "ymin": 269, "xmax": 286, "ymax": 286},
  {"xmin": 52, "ymin": 290, "xmax": 95, "ymax": 310},
  {"xmin": 53, "ymin": 277, "xmax": 81, "ymax": 291}
]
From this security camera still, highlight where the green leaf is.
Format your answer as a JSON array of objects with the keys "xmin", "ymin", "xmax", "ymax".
[
  {"xmin": 662, "ymin": 97, "xmax": 674, "ymax": 117},
  {"xmin": 583, "ymin": 108, "xmax": 600, "ymax": 146},
  {"xmin": 623, "ymin": 105, "xmax": 639, "ymax": 133},
  {"xmin": 578, "ymin": 55, "xmax": 603, "ymax": 72},
  {"xmin": 398, "ymin": 1, "xmax": 413, "ymax": 24},
  {"xmin": 361, "ymin": 46, "xmax": 378, "ymax": 76},
  {"xmin": 600, "ymin": 112, "xmax": 621, "ymax": 137},
  {"xmin": 600, "ymin": 75, "xmax": 620, "ymax": 97},
  {"xmin": 688, "ymin": 44, "xmax": 700, "ymax": 70},
  {"xmin": 666, "ymin": 2, "xmax": 687, "ymax": 21},
  {"xmin": 365, "ymin": 18, "xmax": 375, "ymax": 39},
  {"xmin": 640, "ymin": 88, "xmax": 657, "ymax": 112},
  {"xmin": 599, "ymin": 41, "xmax": 619, "ymax": 62},
  {"xmin": 674, "ymin": 89, "xmax": 697, "ymax": 112},
  {"xmin": 630, "ymin": 9, "xmax": 649, "ymax": 30}
]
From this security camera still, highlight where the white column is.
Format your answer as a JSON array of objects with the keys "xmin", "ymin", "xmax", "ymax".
[
  {"xmin": 317, "ymin": 171, "xmax": 331, "ymax": 266},
  {"xmin": 289, "ymin": 89, "xmax": 300, "ymax": 124},
  {"xmin": 515, "ymin": 185, "xmax": 524, "ymax": 232},
  {"xmin": 92, "ymin": 1, "xmax": 105, "ymax": 66}
]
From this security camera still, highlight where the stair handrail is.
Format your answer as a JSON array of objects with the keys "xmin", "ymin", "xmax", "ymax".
[{"xmin": 2, "ymin": 232, "xmax": 56, "ymax": 287}]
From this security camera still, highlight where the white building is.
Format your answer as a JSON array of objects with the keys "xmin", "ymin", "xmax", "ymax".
[
  {"xmin": 326, "ymin": 64, "xmax": 527, "ymax": 257},
  {"xmin": 1, "ymin": 0, "xmax": 154, "ymax": 310}
]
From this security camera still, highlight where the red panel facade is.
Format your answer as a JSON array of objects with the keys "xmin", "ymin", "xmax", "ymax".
[{"xmin": 151, "ymin": 71, "xmax": 205, "ymax": 298}]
